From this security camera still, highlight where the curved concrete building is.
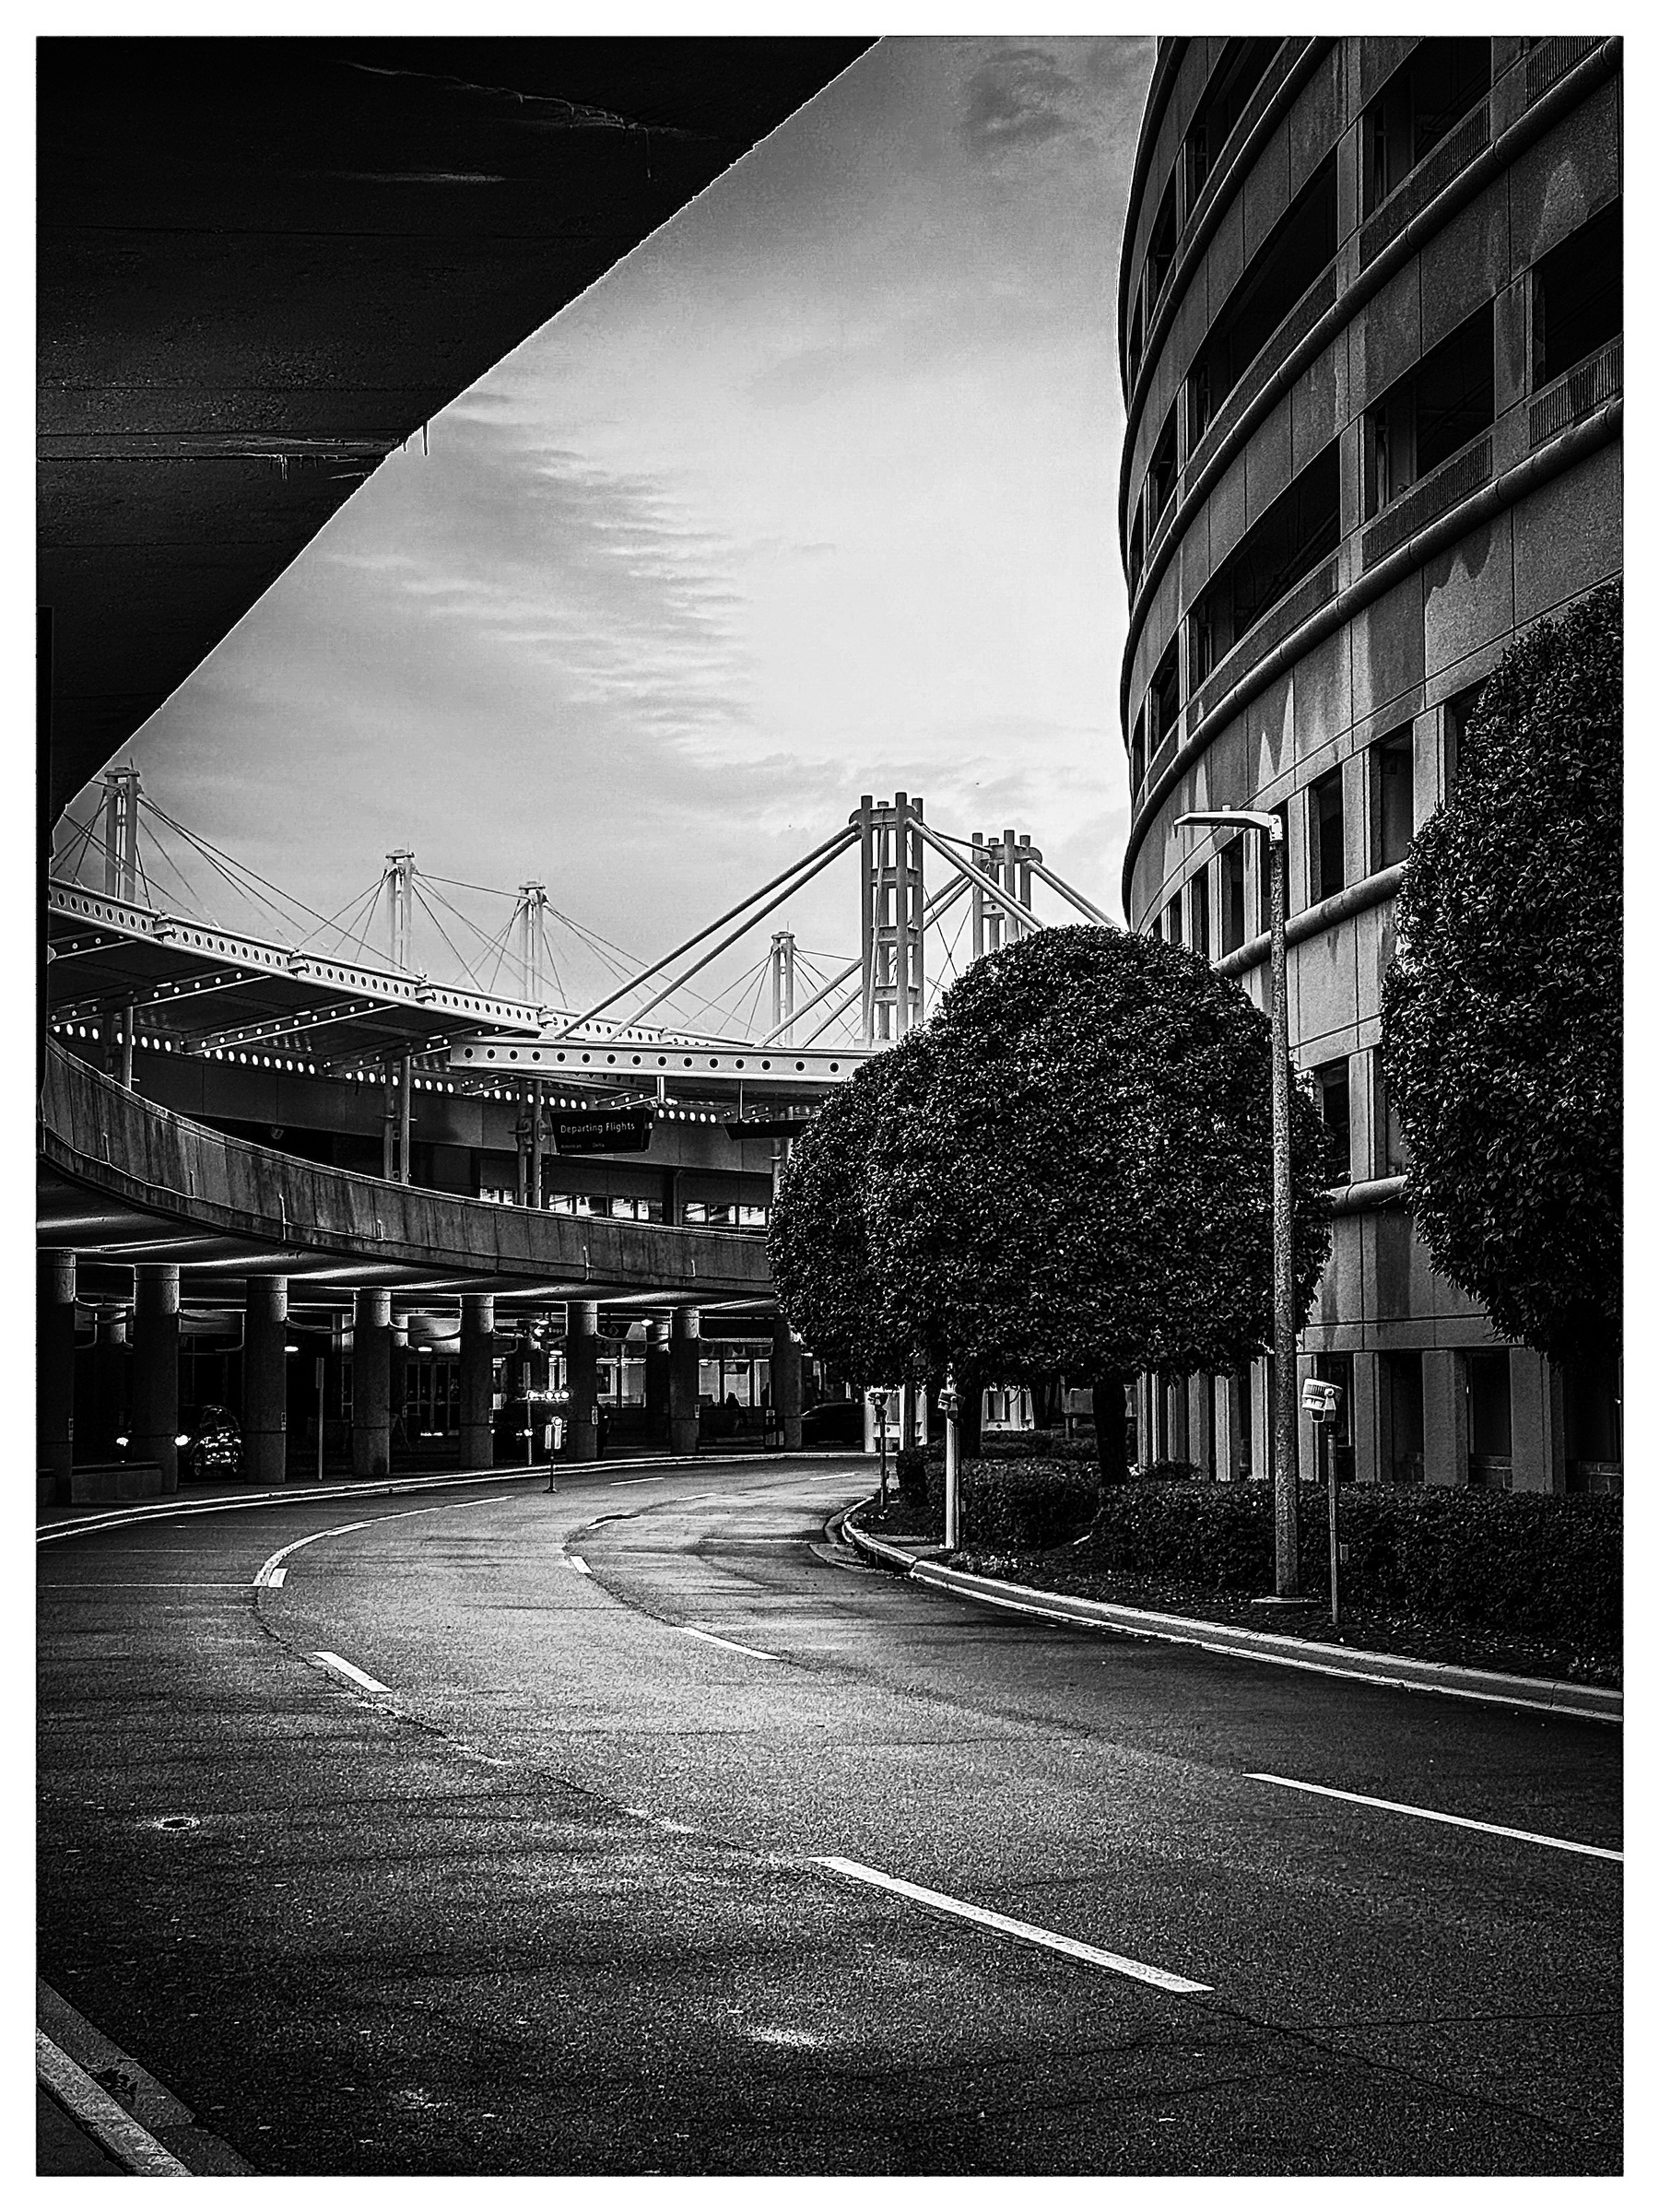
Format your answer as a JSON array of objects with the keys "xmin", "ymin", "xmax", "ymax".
[{"xmin": 1116, "ymin": 36, "xmax": 1621, "ymax": 1492}]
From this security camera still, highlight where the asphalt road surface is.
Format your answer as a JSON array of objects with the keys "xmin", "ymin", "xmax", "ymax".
[{"xmin": 38, "ymin": 1457, "xmax": 1622, "ymax": 2175}]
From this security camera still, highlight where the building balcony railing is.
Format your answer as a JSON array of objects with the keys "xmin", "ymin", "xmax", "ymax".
[
  {"xmin": 1184, "ymin": 262, "xmax": 1338, "ymax": 492},
  {"xmin": 1358, "ymin": 98, "xmax": 1492, "ymax": 270},
  {"xmin": 1525, "ymin": 35, "xmax": 1601, "ymax": 107},
  {"xmin": 1184, "ymin": 554, "xmax": 1339, "ymax": 735},
  {"xmin": 1360, "ymin": 430, "xmax": 1494, "ymax": 571},
  {"xmin": 1529, "ymin": 334, "xmax": 1622, "ymax": 450}
]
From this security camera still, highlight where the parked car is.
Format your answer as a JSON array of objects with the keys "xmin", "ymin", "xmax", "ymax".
[{"xmin": 800, "ymin": 1398, "xmax": 864, "ymax": 1446}]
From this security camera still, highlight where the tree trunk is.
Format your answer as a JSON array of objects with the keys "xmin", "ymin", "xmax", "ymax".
[{"xmin": 1093, "ymin": 1376, "xmax": 1131, "ymax": 1492}]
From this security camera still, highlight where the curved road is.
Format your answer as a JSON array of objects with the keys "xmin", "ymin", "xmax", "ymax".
[{"xmin": 39, "ymin": 1459, "xmax": 1621, "ymax": 2175}]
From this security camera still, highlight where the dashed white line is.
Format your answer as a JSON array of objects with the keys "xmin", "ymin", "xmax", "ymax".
[
  {"xmin": 1247, "ymin": 1772, "xmax": 1623, "ymax": 1861},
  {"xmin": 311, "ymin": 1651, "xmax": 392, "ymax": 1696},
  {"xmin": 814, "ymin": 1858, "xmax": 1212, "ymax": 1993},
  {"xmin": 265, "ymin": 1567, "xmax": 287, "ymax": 1588},
  {"xmin": 609, "ymin": 1476, "xmax": 664, "ymax": 1487},
  {"xmin": 566, "ymin": 1555, "xmax": 593, "ymax": 1575},
  {"xmin": 679, "ymin": 1624, "xmax": 780, "ymax": 1663}
]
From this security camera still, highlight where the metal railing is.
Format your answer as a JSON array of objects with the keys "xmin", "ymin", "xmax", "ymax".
[{"xmin": 1529, "ymin": 335, "xmax": 1622, "ymax": 449}]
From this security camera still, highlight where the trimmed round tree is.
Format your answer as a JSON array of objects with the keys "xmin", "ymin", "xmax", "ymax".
[
  {"xmin": 863, "ymin": 924, "xmax": 1332, "ymax": 1485},
  {"xmin": 768, "ymin": 1033, "xmax": 932, "ymax": 1394},
  {"xmin": 1380, "ymin": 582, "xmax": 1621, "ymax": 1368}
]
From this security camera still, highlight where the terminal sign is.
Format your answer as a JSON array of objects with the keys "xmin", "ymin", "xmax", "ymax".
[{"xmin": 547, "ymin": 1110, "xmax": 653, "ymax": 1155}]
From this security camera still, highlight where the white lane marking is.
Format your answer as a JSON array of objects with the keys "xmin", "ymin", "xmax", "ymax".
[
  {"xmin": 679, "ymin": 1624, "xmax": 780, "ymax": 1663},
  {"xmin": 312, "ymin": 1651, "xmax": 392, "ymax": 1696},
  {"xmin": 814, "ymin": 1858, "xmax": 1211, "ymax": 1994},
  {"xmin": 36, "ymin": 1465, "xmax": 553, "ymax": 1547},
  {"xmin": 1246, "ymin": 1773, "xmax": 1623, "ymax": 1862},
  {"xmin": 37, "ymin": 2030, "xmax": 192, "ymax": 2175},
  {"xmin": 265, "ymin": 1567, "xmax": 287, "ymax": 1588},
  {"xmin": 566, "ymin": 1555, "xmax": 593, "ymax": 1575},
  {"xmin": 253, "ymin": 1519, "xmax": 371, "ymax": 1587},
  {"xmin": 609, "ymin": 1476, "xmax": 664, "ymax": 1487}
]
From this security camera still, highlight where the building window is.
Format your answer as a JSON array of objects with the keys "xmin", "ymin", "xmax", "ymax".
[
  {"xmin": 1312, "ymin": 1057, "xmax": 1351, "ymax": 1184},
  {"xmin": 1370, "ymin": 725, "xmax": 1415, "ymax": 869},
  {"xmin": 1364, "ymin": 300, "xmax": 1494, "ymax": 517},
  {"xmin": 1127, "ymin": 288, "xmax": 1145, "ymax": 391},
  {"xmin": 1188, "ymin": 863, "xmax": 1210, "ymax": 959},
  {"xmin": 1146, "ymin": 404, "xmax": 1179, "ymax": 535},
  {"xmin": 1442, "ymin": 679, "xmax": 1487, "ymax": 792},
  {"xmin": 1188, "ymin": 152, "xmax": 1337, "ymax": 443},
  {"xmin": 1378, "ymin": 1351, "xmax": 1425, "ymax": 1482},
  {"xmin": 1130, "ymin": 707, "xmax": 1147, "ymax": 797},
  {"xmin": 1220, "ymin": 836, "xmax": 1248, "ymax": 954},
  {"xmin": 1128, "ymin": 504, "xmax": 1146, "ymax": 595},
  {"xmin": 1309, "ymin": 765, "xmax": 1346, "ymax": 904},
  {"xmin": 1147, "ymin": 634, "xmax": 1182, "ymax": 751},
  {"xmin": 1361, "ymin": 39, "xmax": 1491, "ymax": 216},
  {"xmin": 1147, "ymin": 173, "xmax": 1178, "ymax": 316},
  {"xmin": 1373, "ymin": 1055, "xmax": 1411, "ymax": 1175},
  {"xmin": 1189, "ymin": 442, "xmax": 1340, "ymax": 684},
  {"xmin": 1465, "ymin": 1347, "xmax": 1512, "ymax": 1488},
  {"xmin": 1165, "ymin": 893, "xmax": 1183, "ymax": 947},
  {"xmin": 1184, "ymin": 38, "xmax": 1277, "ymax": 206},
  {"xmin": 1532, "ymin": 198, "xmax": 1621, "ymax": 389},
  {"xmin": 1311, "ymin": 1349, "xmax": 1356, "ymax": 1477}
]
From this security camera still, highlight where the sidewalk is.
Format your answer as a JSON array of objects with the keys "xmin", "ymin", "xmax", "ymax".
[{"xmin": 838, "ymin": 1512, "xmax": 1620, "ymax": 1724}]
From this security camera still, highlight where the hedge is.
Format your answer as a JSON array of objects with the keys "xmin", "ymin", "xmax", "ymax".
[
  {"xmin": 922, "ymin": 1455, "xmax": 1097, "ymax": 1550},
  {"xmin": 1081, "ymin": 1480, "xmax": 1620, "ymax": 1649}
]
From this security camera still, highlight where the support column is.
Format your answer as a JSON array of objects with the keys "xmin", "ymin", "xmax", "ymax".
[
  {"xmin": 1216, "ymin": 1372, "xmax": 1242, "ymax": 1483},
  {"xmin": 243, "ymin": 1277, "xmax": 288, "ymax": 1488},
  {"xmin": 459, "ymin": 1295, "xmax": 495, "ymax": 1471},
  {"xmin": 352, "ymin": 1288, "xmax": 392, "ymax": 1483},
  {"xmin": 1509, "ymin": 1347, "xmax": 1564, "ymax": 1493},
  {"xmin": 1249, "ymin": 1355, "xmax": 1273, "ymax": 1482},
  {"xmin": 132, "ymin": 1264, "xmax": 181, "ymax": 1492},
  {"xmin": 645, "ymin": 1319, "xmax": 672, "ymax": 1447},
  {"xmin": 566, "ymin": 1300, "xmax": 600, "ymax": 1463},
  {"xmin": 669, "ymin": 1306, "xmax": 701, "ymax": 1456},
  {"xmin": 1422, "ymin": 1348, "xmax": 1468, "ymax": 1486},
  {"xmin": 88, "ymin": 1306, "xmax": 129, "ymax": 1462},
  {"xmin": 38, "ymin": 1250, "xmax": 76, "ymax": 1500},
  {"xmin": 770, "ymin": 1312, "xmax": 803, "ymax": 1450},
  {"xmin": 1350, "ymin": 1351, "xmax": 1380, "ymax": 1485}
]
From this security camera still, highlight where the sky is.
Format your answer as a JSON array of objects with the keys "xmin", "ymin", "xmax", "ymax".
[{"xmin": 83, "ymin": 33, "xmax": 1156, "ymax": 1029}]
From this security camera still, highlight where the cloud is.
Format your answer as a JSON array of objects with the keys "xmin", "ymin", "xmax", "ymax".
[{"xmin": 959, "ymin": 46, "xmax": 1092, "ymax": 161}]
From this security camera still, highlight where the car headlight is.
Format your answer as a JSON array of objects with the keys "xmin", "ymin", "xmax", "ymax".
[
  {"xmin": 114, "ymin": 1433, "xmax": 129, "ymax": 1448},
  {"xmin": 175, "ymin": 1433, "xmax": 191, "ymax": 1448}
]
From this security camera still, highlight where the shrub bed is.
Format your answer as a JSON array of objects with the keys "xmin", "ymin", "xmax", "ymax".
[
  {"xmin": 1079, "ymin": 1480, "xmax": 1620, "ymax": 1651},
  {"xmin": 921, "ymin": 1454, "xmax": 1097, "ymax": 1551}
]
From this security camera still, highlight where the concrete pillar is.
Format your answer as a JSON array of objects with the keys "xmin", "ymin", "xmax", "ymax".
[
  {"xmin": 132, "ymin": 1264, "xmax": 181, "ymax": 1492},
  {"xmin": 566, "ymin": 1300, "xmax": 600, "ymax": 1463},
  {"xmin": 38, "ymin": 1250, "xmax": 76, "ymax": 1499},
  {"xmin": 243, "ymin": 1277, "xmax": 288, "ymax": 1488},
  {"xmin": 352, "ymin": 1288, "xmax": 392, "ymax": 1483},
  {"xmin": 459, "ymin": 1295, "xmax": 495, "ymax": 1471},
  {"xmin": 88, "ymin": 1306, "xmax": 129, "ymax": 1461},
  {"xmin": 1422, "ymin": 1348, "xmax": 1468, "ymax": 1486},
  {"xmin": 1509, "ymin": 1347, "xmax": 1565, "ymax": 1493},
  {"xmin": 669, "ymin": 1306, "xmax": 701, "ymax": 1456},
  {"xmin": 771, "ymin": 1312, "xmax": 803, "ymax": 1450},
  {"xmin": 1350, "ymin": 1351, "xmax": 1380, "ymax": 1485},
  {"xmin": 645, "ymin": 1319, "xmax": 672, "ymax": 1446},
  {"xmin": 390, "ymin": 1311, "xmax": 410, "ymax": 1455},
  {"xmin": 1216, "ymin": 1371, "xmax": 1242, "ymax": 1483},
  {"xmin": 1249, "ymin": 1355, "xmax": 1273, "ymax": 1482},
  {"xmin": 1186, "ymin": 1374, "xmax": 1211, "ymax": 1475}
]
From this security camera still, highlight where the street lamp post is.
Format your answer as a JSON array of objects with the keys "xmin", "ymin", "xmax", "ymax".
[{"xmin": 1174, "ymin": 807, "xmax": 1300, "ymax": 1597}]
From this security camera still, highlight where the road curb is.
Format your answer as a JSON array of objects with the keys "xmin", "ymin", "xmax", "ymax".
[{"xmin": 841, "ymin": 1512, "xmax": 1620, "ymax": 1724}]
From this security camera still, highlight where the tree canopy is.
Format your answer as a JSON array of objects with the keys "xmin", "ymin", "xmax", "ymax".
[
  {"xmin": 770, "ymin": 924, "xmax": 1333, "ymax": 1473},
  {"xmin": 1380, "ymin": 582, "xmax": 1621, "ymax": 1368}
]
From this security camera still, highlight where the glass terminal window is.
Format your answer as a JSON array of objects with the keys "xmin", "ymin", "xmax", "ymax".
[
  {"xmin": 1147, "ymin": 635, "xmax": 1182, "ymax": 751},
  {"xmin": 1309, "ymin": 765, "xmax": 1346, "ymax": 904},
  {"xmin": 1312, "ymin": 1057, "xmax": 1351, "ymax": 1183},
  {"xmin": 1370, "ymin": 726, "xmax": 1415, "ymax": 869},
  {"xmin": 1146, "ymin": 405, "xmax": 1179, "ymax": 535},
  {"xmin": 1188, "ymin": 442, "xmax": 1340, "ymax": 684},
  {"xmin": 1188, "ymin": 863, "xmax": 1210, "ymax": 958},
  {"xmin": 1184, "ymin": 39, "xmax": 1277, "ymax": 205},
  {"xmin": 1219, "ymin": 837, "xmax": 1248, "ymax": 954}
]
